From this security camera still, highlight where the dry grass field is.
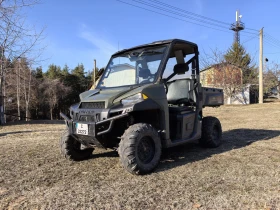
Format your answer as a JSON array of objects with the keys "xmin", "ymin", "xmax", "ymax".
[{"xmin": 0, "ymin": 102, "xmax": 280, "ymax": 209}]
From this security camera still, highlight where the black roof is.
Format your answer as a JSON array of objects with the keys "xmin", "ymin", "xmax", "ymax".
[{"xmin": 112, "ymin": 39, "xmax": 198, "ymax": 56}]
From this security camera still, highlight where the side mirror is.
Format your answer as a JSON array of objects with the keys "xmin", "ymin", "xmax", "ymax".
[{"xmin": 174, "ymin": 63, "xmax": 189, "ymax": 75}]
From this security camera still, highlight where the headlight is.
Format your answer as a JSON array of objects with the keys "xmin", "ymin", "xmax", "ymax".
[
  {"xmin": 69, "ymin": 103, "xmax": 79, "ymax": 117},
  {"xmin": 121, "ymin": 93, "xmax": 148, "ymax": 106}
]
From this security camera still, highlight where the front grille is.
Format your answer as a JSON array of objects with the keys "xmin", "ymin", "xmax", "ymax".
[
  {"xmin": 79, "ymin": 115, "xmax": 95, "ymax": 122},
  {"xmin": 80, "ymin": 102, "xmax": 105, "ymax": 109}
]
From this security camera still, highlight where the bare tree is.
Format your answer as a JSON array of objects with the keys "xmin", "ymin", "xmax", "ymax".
[
  {"xmin": 4, "ymin": 57, "xmax": 35, "ymax": 121},
  {"xmin": 201, "ymin": 46, "xmax": 257, "ymax": 103},
  {"xmin": 201, "ymin": 48, "xmax": 242, "ymax": 98},
  {"xmin": 20, "ymin": 58, "xmax": 33, "ymax": 121},
  {"xmin": 0, "ymin": 0, "xmax": 43, "ymax": 124},
  {"xmin": 263, "ymin": 62, "xmax": 280, "ymax": 96},
  {"xmin": 16, "ymin": 59, "xmax": 21, "ymax": 120},
  {"xmin": 41, "ymin": 79, "xmax": 71, "ymax": 120}
]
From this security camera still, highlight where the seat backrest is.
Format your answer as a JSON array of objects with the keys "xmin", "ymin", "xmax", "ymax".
[{"xmin": 167, "ymin": 79, "xmax": 194, "ymax": 105}]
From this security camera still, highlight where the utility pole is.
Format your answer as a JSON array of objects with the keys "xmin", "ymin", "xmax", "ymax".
[
  {"xmin": 93, "ymin": 59, "xmax": 96, "ymax": 88},
  {"xmin": 259, "ymin": 28, "xmax": 263, "ymax": 104}
]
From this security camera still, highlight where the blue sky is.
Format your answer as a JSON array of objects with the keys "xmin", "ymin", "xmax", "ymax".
[{"xmin": 25, "ymin": 0, "xmax": 280, "ymax": 72}]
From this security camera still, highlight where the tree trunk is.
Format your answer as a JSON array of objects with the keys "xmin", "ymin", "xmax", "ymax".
[
  {"xmin": 0, "ymin": 76, "xmax": 4, "ymax": 125},
  {"xmin": 16, "ymin": 63, "xmax": 21, "ymax": 121},
  {"xmin": 0, "ymin": 47, "xmax": 5, "ymax": 125},
  {"xmin": 24, "ymin": 65, "xmax": 31, "ymax": 121},
  {"xmin": 25, "ymin": 101, "xmax": 29, "ymax": 121},
  {"xmin": 3, "ymin": 74, "xmax": 6, "ymax": 123},
  {"xmin": 50, "ymin": 107, "xmax": 53, "ymax": 120}
]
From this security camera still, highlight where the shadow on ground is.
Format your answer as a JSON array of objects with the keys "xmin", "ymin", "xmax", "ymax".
[
  {"xmin": 76, "ymin": 128, "xmax": 280, "ymax": 173},
  {"xmin": 91, "ymin": 150, "xmax": 119, "ymax": 159},
  {"xmin": 0, "ymin": 131, "xmax": 33, "ymax": 137},
  {"xmin": 264, "ymin": 98, "xmax": 280, "ymax": 103},
  {"xmin": 3, "ymin": 120, "xmax": 64, "ymax": 126},
  {"xmin": 157, "ymin": 128, "xmax": 280, "ymax": 172}
]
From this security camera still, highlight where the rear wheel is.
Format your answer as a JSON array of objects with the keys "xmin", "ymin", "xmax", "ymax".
[
  {"xmin": 118, "ymin": 123, "xmax": 162, "ymax": 175},
  {"xmin": 199, "ymin": 116, "xmax": 222, "ymax": 148},
  {"xmin": 60, "ymin": 130, "xmax": 93, "ymax": 161}
]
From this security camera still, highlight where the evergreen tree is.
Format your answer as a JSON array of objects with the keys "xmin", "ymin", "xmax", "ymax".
[
  {"xmin": 71, "ymin": 63, "xmax": 85, "ymax": 77},
  {"xmin": 33, "ymin": 66, "xmax": 43, "ymax": 80},
  {"xmin": 61, "ymin": 64, "xmax": 70, "ymax": 76},
  {"xmin": 224, "ymin": 42, "xmax": 251, "ymax": 67},
  {"xmin": 62, "ymin": 63, "xmax": 89, "ymax": 108},
  {"xmin": 224, "ymin": 42, "xmax": 257, "ymax": 84},
  {"xmin": 45, "ymin": 64, "xmax": 62, "ymax": 79}
]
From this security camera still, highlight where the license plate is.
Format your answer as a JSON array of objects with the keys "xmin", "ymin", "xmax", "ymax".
[{"xmin": 76, "ymin": 123, "xmax": 88, "ymax": 135}]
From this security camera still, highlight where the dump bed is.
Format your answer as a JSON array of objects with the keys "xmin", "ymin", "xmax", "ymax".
[{"xmin": 202, "ymin": 87, "xmax": 224, "ymax": 107}]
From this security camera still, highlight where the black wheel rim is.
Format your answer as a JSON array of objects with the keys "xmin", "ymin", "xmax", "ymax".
[{"xmin": 138, "ymin": 136, "xmax": 155, "ymax": 164}]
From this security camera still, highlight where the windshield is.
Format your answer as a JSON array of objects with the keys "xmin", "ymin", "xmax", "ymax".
[{"xmin": 97, "ymin": 46, "xmax": 167, "ymax": 88}]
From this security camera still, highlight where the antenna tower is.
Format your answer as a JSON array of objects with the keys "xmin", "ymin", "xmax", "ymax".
[{"xmin": 230, "ymin": 10, "xmax": 245, "ymax": 44}]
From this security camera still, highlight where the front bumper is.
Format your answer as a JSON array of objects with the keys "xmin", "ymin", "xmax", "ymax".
[{"xmin": 60, "ymin": 112, "xmax": 129, "ymax": 137}]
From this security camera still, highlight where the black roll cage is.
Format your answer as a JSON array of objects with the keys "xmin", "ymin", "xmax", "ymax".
[{"xmin": 96, "ymin": 39, "xmax": 199, "ymax": 89}]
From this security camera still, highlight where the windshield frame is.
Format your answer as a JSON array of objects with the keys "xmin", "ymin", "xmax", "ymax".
[{"xmin": 96, "ymin": 43, "xmax": 170, "ymax": 89}]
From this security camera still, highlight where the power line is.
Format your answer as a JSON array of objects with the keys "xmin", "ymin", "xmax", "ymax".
[
  {"xmin": 264, "ymin": 39, "xmax": 280, "ymax": 48},
  {"xmin": 117, "ymin": 0, "xmax": 232, "ymax": 34},
  {"xmin": 118, "ymin": 0, "xmax": 259, "ymax": 37},
  {"xmin": 265, "ymin": 33, "xmax": 280, "ymax": 43},
  {"xmin": 246, "ymin": 27, "xmax": 259, "ymax": 32},
  {"xmin": 263, "ymin": 39, "xmax": 280, "ymax": 50},
  {"xmin": 264, "ymin": 39, "xmax": 280, "ymax": 49},
  {"xmin": 137, "ymin": 0, "xmax": 259, "ymax": 35},
  {"xmin": 264, "ymin": 37, "xmax": 280, "ymax": 46},
  {"xmin": 264, "ymin": 35, "xmax": 280, "ymax": 48},
  {"xmin": 264, "ymin": 33, "xmax": 280, "ymax": 46},
  {"xmin": 242, "ymin": 34, "xmax": 259, "ymax": 44},
  {"xmin": 264, "ymin": 51, "xmax": 280, "ymax": 54},
  {"xmin": 149, "ymin": 0, "xmax": 230, "ymax": 26},
  {"xmin": 132, "ymin": 0, "xmax": 229, "ymax": 30},
  {"xmin": 151, "ymin": 0, "xmax": 258, "ymax": 35},
  {"xmin": 241, "ymin": 30, "xmax": 259, "ymax": 36}
]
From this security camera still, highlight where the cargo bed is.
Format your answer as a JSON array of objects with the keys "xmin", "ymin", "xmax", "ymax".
[{"xmin": 202, "ymin": 87, "xmax": 224, "ymax": 107}]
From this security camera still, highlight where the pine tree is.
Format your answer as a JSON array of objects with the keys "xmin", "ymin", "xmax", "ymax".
[
  {"xmin": 72, "ymin": 63, "xmax": 85, "ymax": 77},
  {"xmin": 61, "ymin": 64, "xmax": 70, "ymax": 76},
  {"xmin": 224, "ymin": 42, "xmax": 257, "ymax": 84},
  {"xmin": 33, "ymin": 66, "xmax": 43, "ymax": 80},
  {"xmin": 224, "ymin": 42, "xmax": 251, "ymax": 67},
  {"xmin": 45, "ymin": 64, "xmax": 62, "ymax": 79}
]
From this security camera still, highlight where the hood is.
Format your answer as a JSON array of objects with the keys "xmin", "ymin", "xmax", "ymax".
[{"xmin": 79, "ymin": 85, "xmax": 150, "ymax": 108}]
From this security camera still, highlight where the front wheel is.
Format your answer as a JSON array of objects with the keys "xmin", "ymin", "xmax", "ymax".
[
  {"xmin": 199, "ymin": 116, "xmax": 222, "ymax": 148},
  {"xmin": 60, "ymin": 130, "xmax": 93, "ymax": 161},
  {"xmin": 118, "ymin": 123, "xmax": 162, "ymax": 175}
]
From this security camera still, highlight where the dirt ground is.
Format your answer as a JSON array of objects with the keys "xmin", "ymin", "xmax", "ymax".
[{"xmin": 0, "ymin": 103, "xmax": 280, "ymax": 209}]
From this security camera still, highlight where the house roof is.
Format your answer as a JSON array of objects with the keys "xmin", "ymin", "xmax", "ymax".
[{"xmin": 200, "ymin": 63, "xmax": 242, "ymax": 73}]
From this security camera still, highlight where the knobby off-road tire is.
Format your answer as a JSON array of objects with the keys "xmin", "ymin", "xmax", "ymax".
[
  {"xmin": 199, "ymin": 116, "xmax": 222, "ymax": 148},
  {"xmin": 118, "ymin": 123, "xmax": 162, "ymax": 175},
  {"xmin": 60, "ymin": 130, "xmax": 93, "ymax": 161}
]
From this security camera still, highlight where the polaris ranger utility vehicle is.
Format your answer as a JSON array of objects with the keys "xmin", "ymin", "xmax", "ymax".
[{"xmin": 60, "ymin": 39, "xmax": 224, "ymax": 175}]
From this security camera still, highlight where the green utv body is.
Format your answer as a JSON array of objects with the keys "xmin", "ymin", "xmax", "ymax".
[{"xmin": 60, "ymin": 39, "xmax": 224, "ymax": 175}]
